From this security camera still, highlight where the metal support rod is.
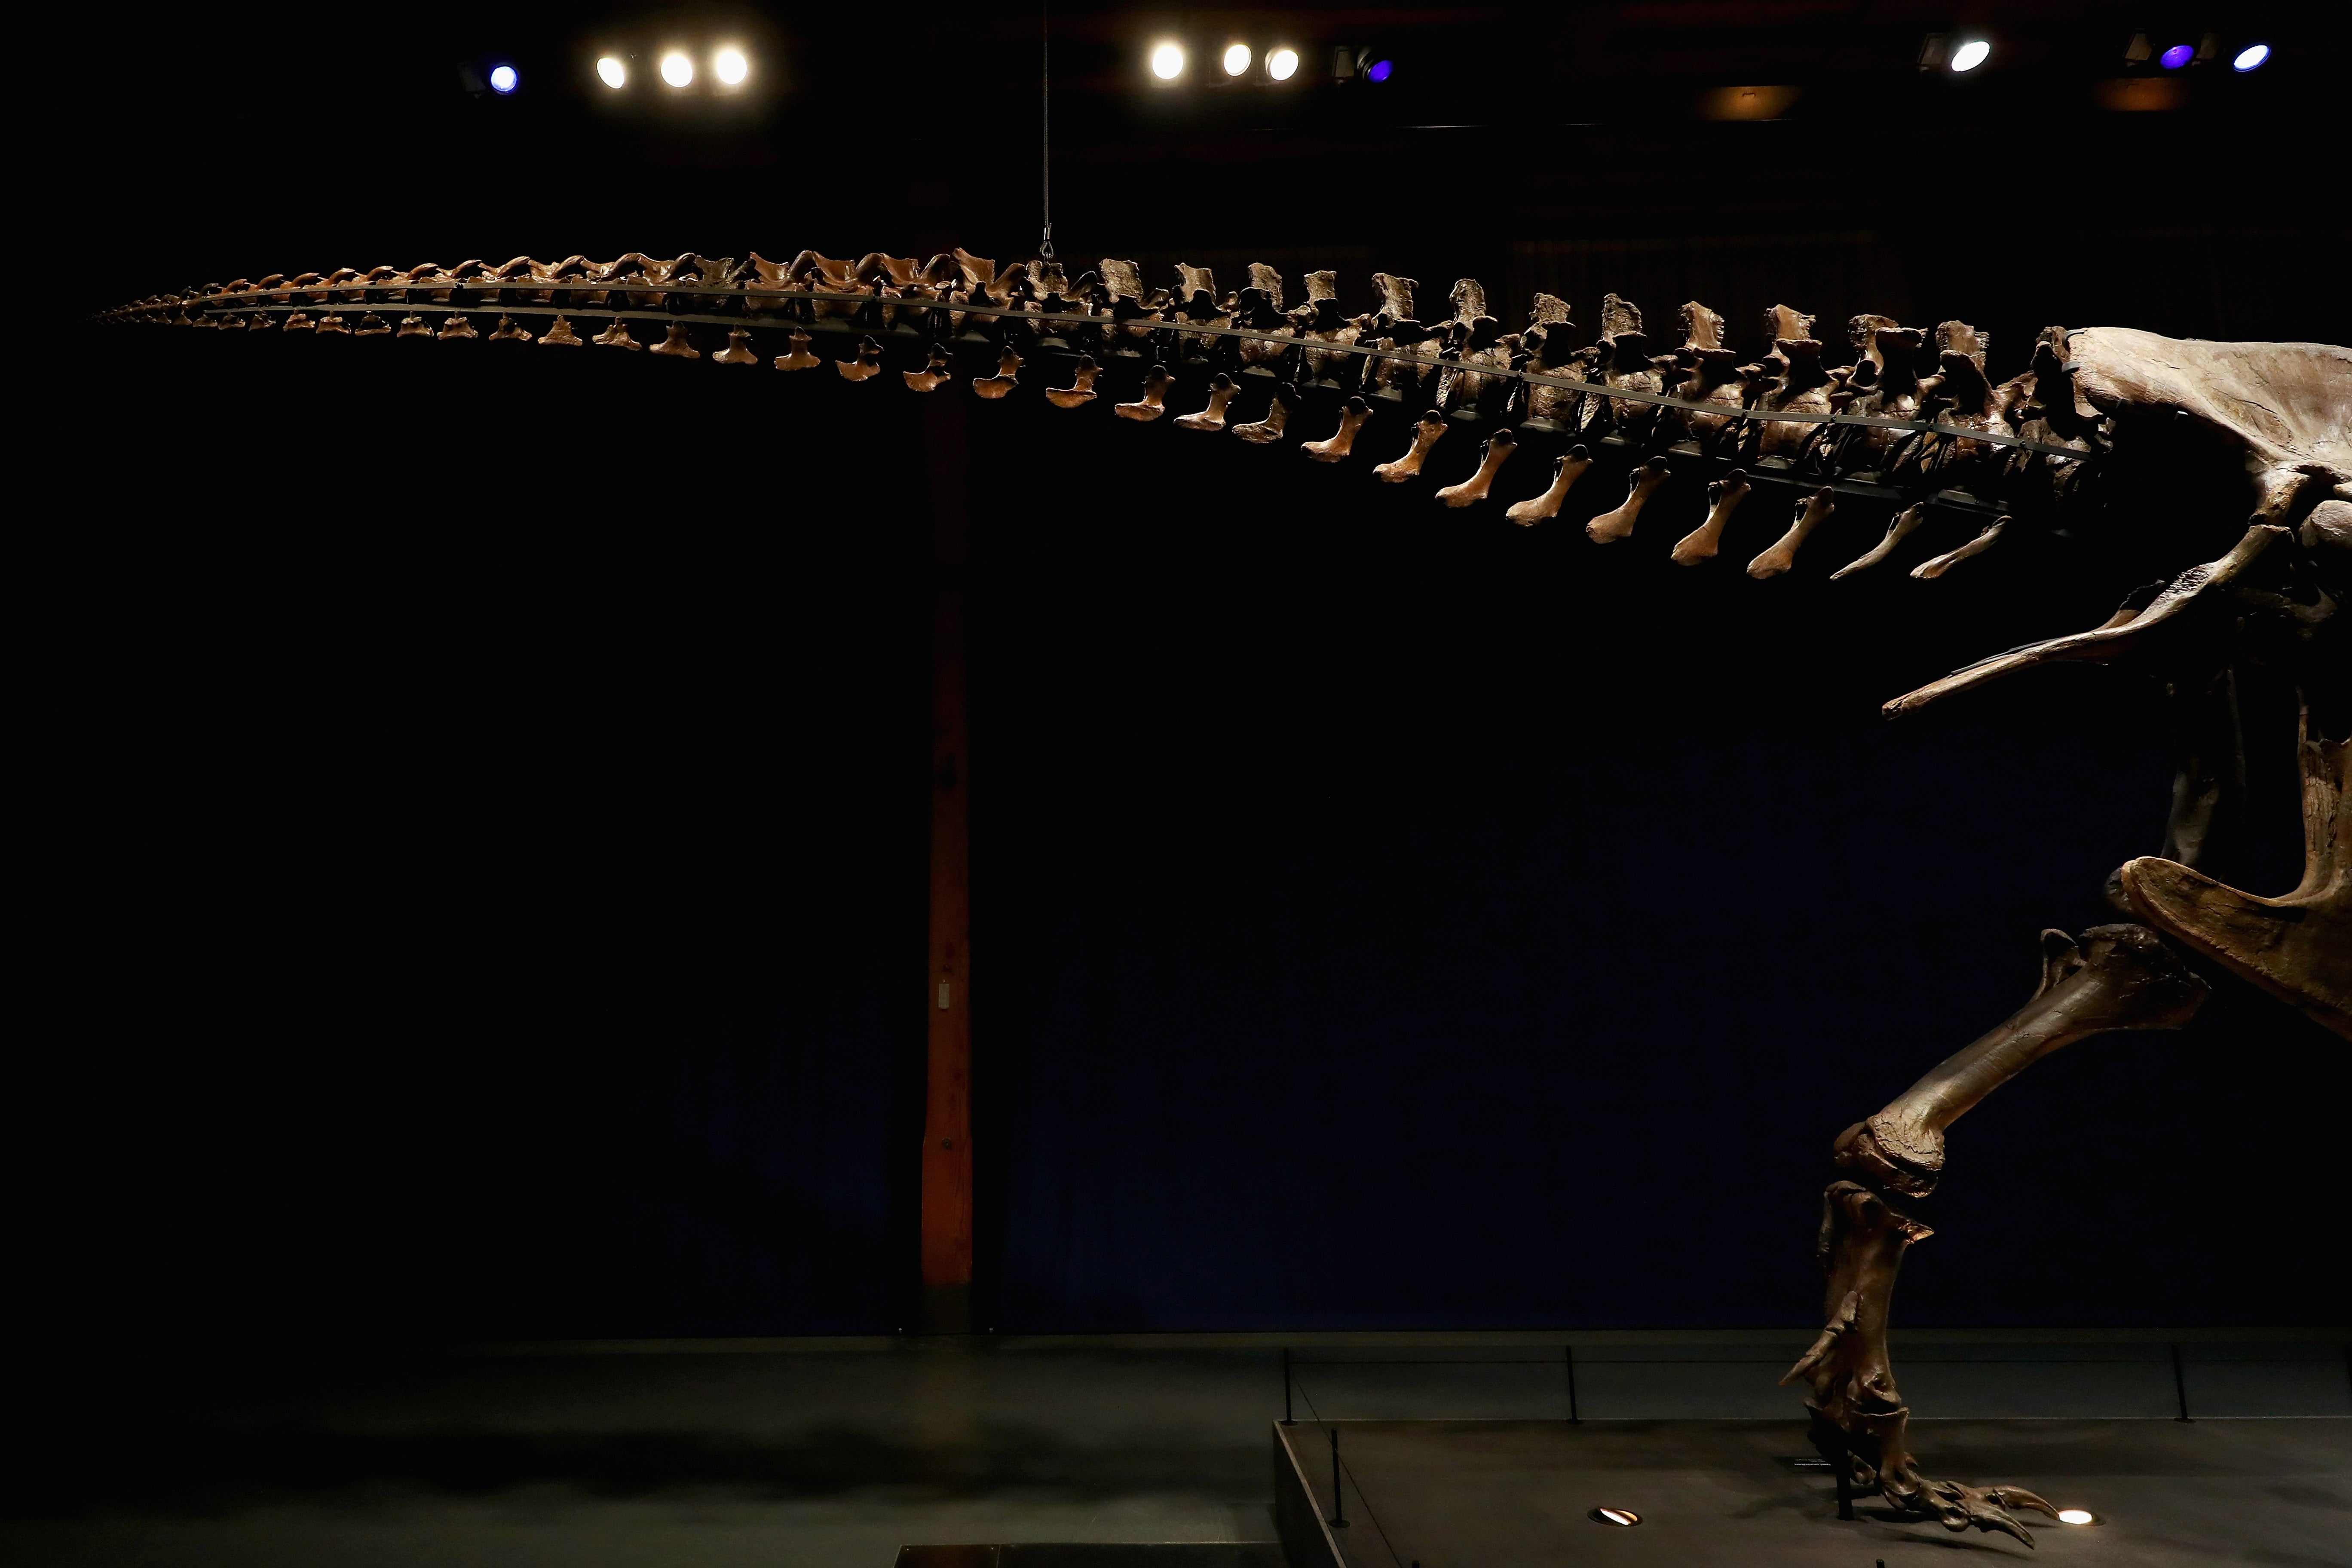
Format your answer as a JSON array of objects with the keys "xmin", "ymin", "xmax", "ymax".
[
  {"xmin": 1565, "ymin": 1344, "xmax": 1581, "ymax": 1424},
  {"xmin": 2171, "ymin": 1343, "xmax": 2194, "ymax": 1421},
  {"xmin": 1327, "ymin": 1428, "xmax": 1349, "ymax": 1528},
  {"xmin": 1836, "ymin": 1461, "xmax": 1856, "ymax": 1520},
  {"xmin": 1281, "ymin": 1348, "xmax": 1295, "ymax": 1424}
]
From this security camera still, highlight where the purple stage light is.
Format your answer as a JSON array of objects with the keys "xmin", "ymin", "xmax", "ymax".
[
  {"xmin": 1366, "ymin": 58, "xmax": 1393, "ymax": 83},
  {"xmin": 2159, "ymin": 43, "xmax": 2194, "ymax": 69}
]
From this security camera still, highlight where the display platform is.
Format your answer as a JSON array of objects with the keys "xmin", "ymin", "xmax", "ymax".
[{"xmin": 1271, "ymin": 1417, "xmax": 2352, "ymax": 1565}]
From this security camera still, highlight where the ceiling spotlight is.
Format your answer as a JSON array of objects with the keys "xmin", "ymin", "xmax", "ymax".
[
  {"xmin": 1150, "ymin": 42, "xmax": 1185, "ymax": 80},
  {"xmin": 1366, "ymin": 58, "xmax": 1394, "ymax": 83},
  {"xmin": 2159, "ymin": 43, "xmax": 2194, "ymax": 69},
  {"xmin": 596, "ymin": 55, "xmax": 627, "ymax": 89},
  {"xmin": 714, "ymin": 47, "xmax": 748, "ymax": 86},
  {"xmin": 2233, "ymin": 42, "xmax": 2271, "ymax": 71},
  {"xmin": 660, "ymin": 51, "xmax": 694, "ymax": 87},
  {"xmin": 1268, "ymin": 47, "xmax": 1299, "ymax": 81},
  {"xmin": 1222, "ymin": 43, "xmax": 1251, "ymax": 77},
  {"xmin": 1950, "ymin": 38, "xmax": 1991, "ymax": 72},
  {"xmin": 1587, "ymin": 1507, "xmax": 1642, "ymax": 1526},
  {"xmin": 487, "ymin": 63, "xmax": 517, "ymax": 94},
  {"xmin": 2057, "ymin": 1508, "xmax": 2101, "ymax": 1525}
]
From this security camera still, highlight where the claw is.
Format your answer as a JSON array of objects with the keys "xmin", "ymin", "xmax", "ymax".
[{"xmin": 1924, "ymin": 1479, "xmax": 2058, "ymax": 1546}]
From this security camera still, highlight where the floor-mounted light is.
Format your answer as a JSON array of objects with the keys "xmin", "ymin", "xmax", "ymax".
[
  {"xmin": 1150, "ymin": 42, "xmax": 1185, "ymax": 81},
  {"xmin": 1267, "ymin": 47, "xmax": 1299, "ymax": 82},
  {"xmin": 714, "ymin": 46, "xmax": 748, "ymax": 86},
  {"xmin": 1587, "ymin": 1506, "xmax": 1642, "ymax": 1526},
  {"xmin": 1366, "ymin": 58, "xmax": 1393, "ymax": 83},
  {"xmin": 1950, "ymin": 38, "xmax": 1991, "ymax": 72},
  {"xmin": 597, "ymin": 55, "xmax": 627, "ymax": 89},
  {"xmin": 488, "ymin": 63, "xmax": 518, "ymax": 94},
  {"xmin": 2057, "ymin": 1508, "xmax": 2101, "ymax": 1525},
  {"xmin": 2159, "ymin": 43, "xmax": 2194, "ymax": 69},
  {"xmin": 2233, "ymin": 43, "xmax": 2270, "ymax": 71},
  {"xmin": 660, "ymin": 51, "xmax": 694, "ymax": 87},
  {"xmin": 1222, "ymin": 43, "xmax": 1251, "ymax": 77}
]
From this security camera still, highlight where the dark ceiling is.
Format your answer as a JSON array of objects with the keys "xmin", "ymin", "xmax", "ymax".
[{"xmin": 54, "ymin": 2, "xmax": 2344, "ymax": 340}]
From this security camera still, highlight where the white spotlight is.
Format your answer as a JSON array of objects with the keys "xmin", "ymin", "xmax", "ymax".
[
  {"xmin": 714, "ymin": 47, "xmax": 748, "ymax": 86},
  {"xmin": 2057, "ymin": 1508, "xmax": 2099, "ymax": 1525},
  {"xmin": 660, "ymin": 51, "xmax": 694, "ymax": 87},
  {"xmin": 2233, "ymin": 43, "xmax": 2271, "ymax": 71},
  {"xmin": 596, "ymin": 55, "xmax": 627, "ymax": 89},
  {"xmin": 1268, "ymin": 47, "xmax": 1299, "ymax": 81},
  {"xmin": 488, "ymin": 64, "xmax": 518, "ymax": 94},
  {"xmin": 1222, "ymin": 43, "xmax": 1251, "ymax": 77},
  {"xmin": 1950, "ymin": 38, "xmax": 1991, "ymax": 72},
  {"xmin": 1150, "ymin": 42, "xmax": 1185, "ymax": 80}
]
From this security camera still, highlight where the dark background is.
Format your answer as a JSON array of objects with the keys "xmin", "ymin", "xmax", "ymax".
[{"xmin": 26, "ymin": 1, "xmax": 2349, "ymax": 1352}]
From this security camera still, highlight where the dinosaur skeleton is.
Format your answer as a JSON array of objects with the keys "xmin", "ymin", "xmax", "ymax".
[{"xmin": 106, "ymin": 250, "xmax": 2350, "ymax": 1547}]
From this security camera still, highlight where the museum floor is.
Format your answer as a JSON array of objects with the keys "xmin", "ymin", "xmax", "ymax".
[{"xmin": 5, "ymin": 1332, "xmax": 2345, "ymax": 1567}]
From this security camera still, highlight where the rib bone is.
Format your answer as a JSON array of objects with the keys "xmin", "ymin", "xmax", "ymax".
[{"xmin": 1886, "ymin": 524, "xmax": 2288, "ymax": 716}]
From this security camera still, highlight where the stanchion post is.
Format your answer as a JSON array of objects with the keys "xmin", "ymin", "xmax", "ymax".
[
  {"xmin": 1282, "ymin": 1348, "xmax": 1294, "ymax": 1425},
  {"xmin": 2171, "ymin": 1343, "xmax": 2193, "ymax": 1421},
  {"xmin": 1328, "ymin": 1427, "xmax": 1349, "ymax": 1528},
  {"xmin": 1564, "ymin": 1344, "xmax": 1580, "ymax": 1424}
]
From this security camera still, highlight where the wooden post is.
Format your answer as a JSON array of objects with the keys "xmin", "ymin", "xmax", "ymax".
[{"xmin": 919, "ymin": 390, "xmax": 974, "ymax": 1334}]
